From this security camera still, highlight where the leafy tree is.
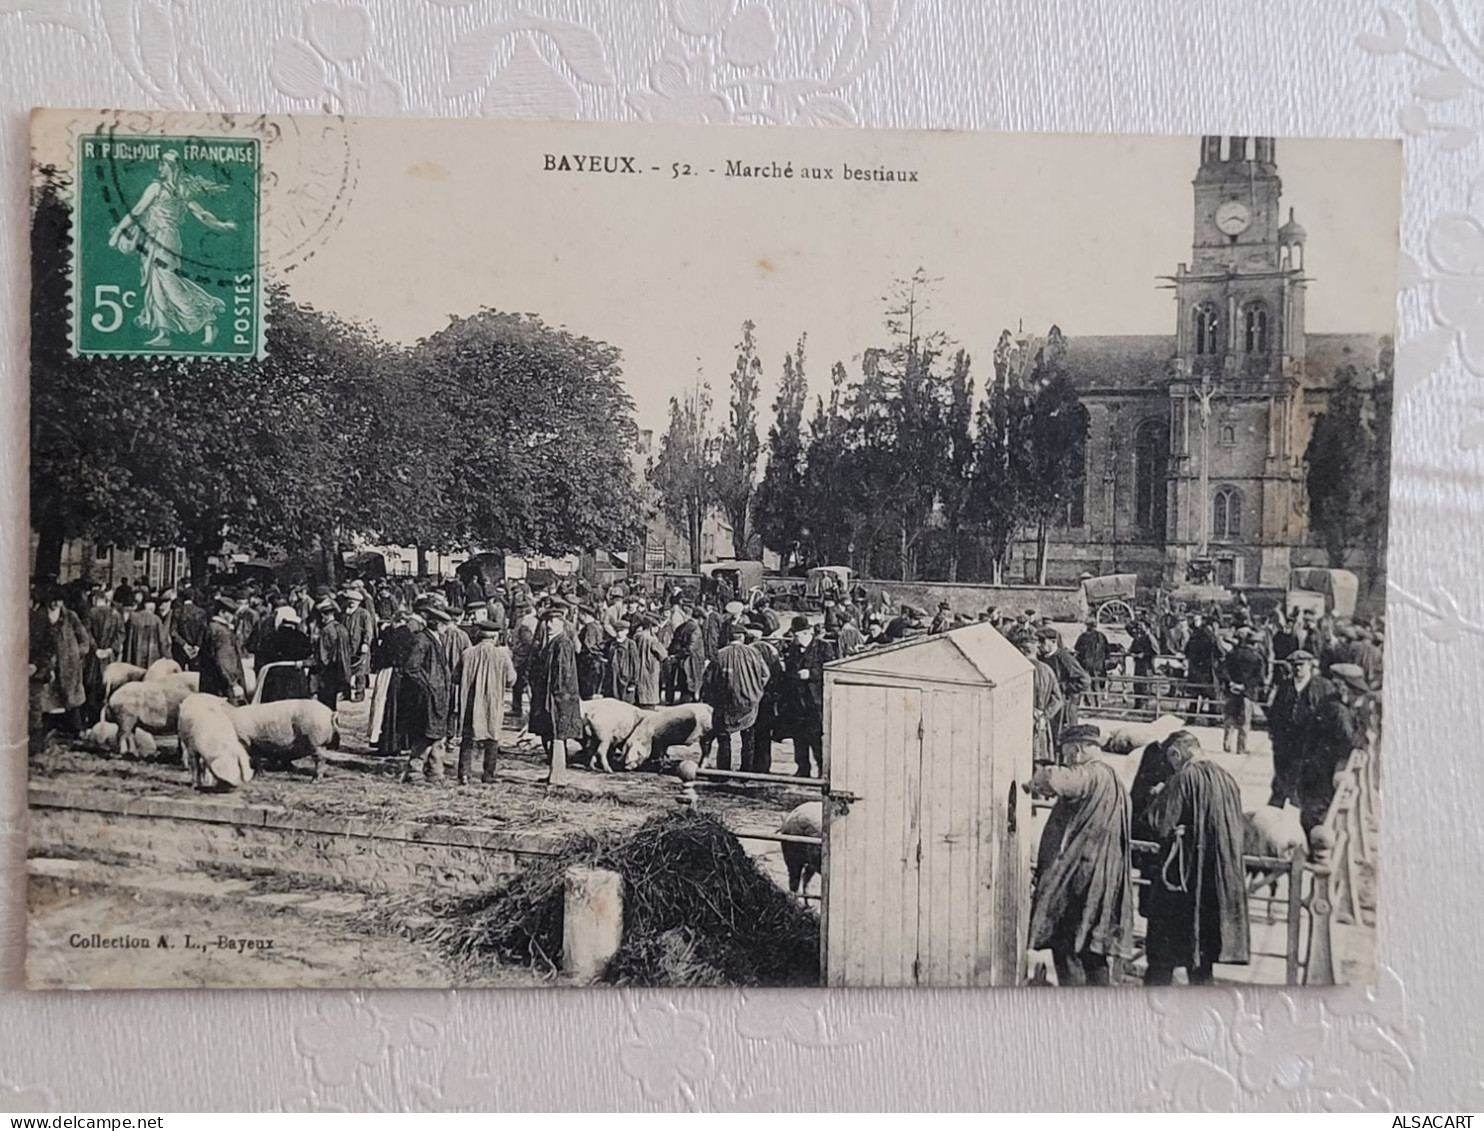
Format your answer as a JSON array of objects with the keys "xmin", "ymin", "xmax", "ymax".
[
  {"xmin": 969, "ymin": 376, "xmax": 1033, "ymax": 584},
  {"xmin": 407, "ymin": 310, "xmax": 644, "ymax": 558},
  {"xmin": 650, "ymin": 381, "xmax": 716, "ymax": 574},
  {"xmin": 713, "ymin": 320, "xmax": 763, "ymax": 558},
  {"xmin": 1023, "ymin": 368, "xmax": 1090, "ymax": 584},
  {"xmin": 754, "ymin": 334, "xmax": 809, "ymax": 567},
  {"xmin": 1305, "ymin": 366, "xmax": 1377, "ymax": 569}
]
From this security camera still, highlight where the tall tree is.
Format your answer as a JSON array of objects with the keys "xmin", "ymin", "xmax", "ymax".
[
  {"xmin": 650, "ymin": 381, "xmax": 716, "ymax": 574},
  {"xmin": 1304, "ymin": 366, "xmax": 1376, "ymax": 569},
  {"xmin": 1023, "ymin": 366, "xmax": 1090, "ymax": 584},
  {"xmin": 940, "ymin": 349, "xmax": 975, "ymax": 581},
  {"xmin": 799, "ymin": 362, "xmax": 853, "ymax": 569},
  {"xmin": 713, "ymin": 320, "xmax": 763, "ymax": 559},
  {"xmin": 969, "ymin": 376, "xmax": 1033, "ymax": 585},
  {"xmin": 754, "ymin": 334, "xmax": 809, "ymax": 566}
]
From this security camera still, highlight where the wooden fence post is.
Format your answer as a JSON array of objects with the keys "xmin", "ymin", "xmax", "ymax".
[
  {"xmin": 563, "ymin": 866, "xmax": 624, "ymax": 983},
  {"xmin": 1305, "ymin": 827, "xmax": 1337, "ymax": 985}
]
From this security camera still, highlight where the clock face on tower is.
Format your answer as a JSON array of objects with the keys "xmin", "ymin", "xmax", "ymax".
[{"xmin": 1215, "ymin": 199, "xmax": 1251, "ymax": 236}]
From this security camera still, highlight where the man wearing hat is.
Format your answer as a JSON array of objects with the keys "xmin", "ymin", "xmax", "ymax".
[
  {"xmin": 399, "ymin": 601, "xmax": 455, "ymax": 783},
  {"xmin": 342, "ymin": 588, "xmax": 377, "ymax": 702},
  {"xmin": 456, "ymin": 621, "xmax": 516, "ymax": 785},
  {"xmin": 1015, "ymin": 631, "xmax": 1064, "ymax": 765},
  {"xmin": 1266, "ymin": 649, "xmax": 1359, "ymax": 821},
  {"xmin": 632, "ymin": 614, "xmax": 668, "ymax": 709},
  {"xmin": 1073, "ymin": 619, "xmax": 1109, "ymax": 706},
  {"xmin": 702, "ymin": 621, "xmax": 771, "ymax": 772},
  {"xmin": 784, "ymin": 615, "xmax": 834, "ymax": 777},
  {"xmin": 1219, "ymin": 627, "xmax": 1267, "ymax": 755},
  {"xmin": 1141, "ymin": 731, "xmax": 1250, "ymax": 985},
  {"xmin": 529, "ymin": 597, "xmax": 582, "ymax": 784},
  {"xmin": 667, "ymin": 602, "xmax": 707, "ymax": 705},
  {"xmin": 509, "ymin": 596, "xmax": 539, "ymax": 718},
  {"xmin": 575, "ymin": 603, "xmax": 607, "ymax": 701},
  {"xmin": 313, "ymin": 598, "xmax": 353, "ymax": 712},
  {"xmin": 1028, "ymin": 723, "xmax": 1134, "ymax": 987},
  {"xmin": 1037, "ymin": 626, "xmax": 1091, "ymax": 739},
  {"xmin": 603, "ymin": 616, "xmax": 641, "ymax": 704},
  {"xmin": 929, "ymin": 601, "xmax": 953, "ymax": 636},
  {"xmin": 199, "ymin": 594, "xmax": 246, "ymax": 704},
  {"xmin": 83, "ymin": 587, "xmax": 125, "ymax": 716}
]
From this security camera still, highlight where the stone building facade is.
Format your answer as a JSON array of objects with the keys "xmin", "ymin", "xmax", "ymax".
[{"xmin": 1020, "ymin": 135, "xmax": 1389, "ymax": 593}]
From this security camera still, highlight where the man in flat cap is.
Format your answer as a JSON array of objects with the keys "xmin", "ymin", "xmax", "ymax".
[
  {"xmin": 341, "ymin": 588, "xmax": 376, "ymax": 702},
  {"xmin": 1220, "ymin": 626, "xmax": 1268, "ymax": 756},
  {"xmin": 1028, "ymin": 723, "xmax": 1134, "ymax": 986},
  {"xmin": 702, "ymin": 621, "xmax": 771, "ymax": 772},
  {"xmin": 1015, "ymin": 630, "xmax": 1064, "ymax": 765},
  {"xmin": 399, "ymin": 601, "xmax": 455, "ymax": 784},
  {"xmin": 667, "ymin": 601, "xmax": 707, "ymax": 705},
  {"xmin": 313, "ymin": 598, "xmax": 353, "ymax": 712},
  {"xmin": 929, "ymin": 601, "xmax": 952, "ymax": 636},
  {"xmin": 1266, "ymin": 649, "xmax": 1360, "ymax": 829}
]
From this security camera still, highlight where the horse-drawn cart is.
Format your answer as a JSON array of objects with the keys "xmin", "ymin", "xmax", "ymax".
[{"xmin": 1081, "ymin": 573, "xmax": 1138, "ymax": 627}]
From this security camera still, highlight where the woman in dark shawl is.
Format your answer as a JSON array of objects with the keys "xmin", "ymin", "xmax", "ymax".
[
  {"xmin": 1028, "ymin": 724, "xmax": 1134, "ymax": 986},
  {"xmin": 1142, "ymin": 730, "xmax": 1251, "ymax": 984},
  {"xmin": 253, "ymin": 606, "xmax": 313, "ymax": 702}
]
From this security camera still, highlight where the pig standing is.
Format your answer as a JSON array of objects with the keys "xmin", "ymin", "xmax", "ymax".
[
  {"xmin": 230, "ymin": 698, "xmax": 337, "ymax": 780},
  {"xmin": 107, "ymin": 671, "xmax": 200, "ymax": 758},
  {"xmin": 580, "ymin": 697, "xmax": 646, "ymax": 773},
  {"xmin": 178, "ymin": 693, "xmax": 254, "ymax": 790},
  {"xmin": 779, "ymin": 800, "xmax": 823, "ymax": 896}
]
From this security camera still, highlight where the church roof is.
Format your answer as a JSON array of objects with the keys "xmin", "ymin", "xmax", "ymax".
[{"xmin": 1057, "ymin": 335, "xmax": 1175, "ymax": 391}]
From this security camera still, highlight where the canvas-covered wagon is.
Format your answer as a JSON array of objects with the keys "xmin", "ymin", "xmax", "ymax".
[
  {"xmin": 1081, "ymin": 573, "xmax": 1138, "ymax": 627},
  {"xmin": 1287, "ymin": 568, "xmax": 1359, "ymax": 620}
]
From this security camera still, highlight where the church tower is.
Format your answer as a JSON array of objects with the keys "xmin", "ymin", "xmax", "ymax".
[{"xmin": 1164, "ymin": 135, "xmax": 1309, "ymax": 589}]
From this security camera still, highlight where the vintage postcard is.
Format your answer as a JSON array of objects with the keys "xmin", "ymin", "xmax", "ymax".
[{"xmin": 27, "ymin": 110, "xmax": 1399, "ymax": 989}]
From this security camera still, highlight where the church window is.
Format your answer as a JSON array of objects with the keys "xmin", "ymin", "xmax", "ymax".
[
  {"xmin": 1192, "ymin": 303, "xmax": 1219, "ymax": 356},
  {"xmin": 1212, "ymin": 485, "xmax": 1242, "ymax": 541},
  {"xmin": 1243, "ymin": 302, "xmax": 1270, "ymax": 354},
  {"xmin": 1219, "ymin": 423, "xmax": 1236, "ymax": 447},
  {"xmin": 1063, "ymin": 433, "xmax": 1087, "ymax": 528},
  {"xmin": 1134, "ymin": 420, "xmax": 1169, "ymax": 539},
  {"xmin": 1201, "ymin": 137, "xmax": 1222, "ymax": 164}
]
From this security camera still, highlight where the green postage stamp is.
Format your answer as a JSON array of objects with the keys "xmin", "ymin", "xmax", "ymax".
[{"xmin": 73, "ymin": 133, "xmax": 261, "ymax": 358}]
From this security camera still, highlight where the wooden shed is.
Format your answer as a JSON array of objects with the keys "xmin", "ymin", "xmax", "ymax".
[{"xmin": 821, "ymin": 622, "xmax": 1034, "ymax": 987}]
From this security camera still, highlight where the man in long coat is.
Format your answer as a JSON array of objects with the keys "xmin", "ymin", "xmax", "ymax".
[
  {"xmin": 667, "ymin": 604, "xmax": 707, "ymax": 704},
  {"xmin": 1038, "ymin": 627, "xmax": 1092, "ymax": 736},
  {"xmin": 1220, "ymin": 627, "xmax": 1267, "ymax": 755},
  {"xmin": 632, "ymin": 616, "xmax": 667, "ymax": 709},
  {"xmin": 529, "ymin": 600, "xmax": 582, "ymax": 784},
  {"xmin": 123, "ymin": 594, "xmax": 170, "ymax": 669},
  {"xmin": 509, "ymin": 600, "xmax": 539, "ymax": 718},
  {"xmin": 30, "ymin": 588, "xmax": 92, "ymax": 737},
  {"xmin": 399, "ymin": 606, "xmax": 454, "ymax": 783},
  {"xmin": 1142, "ymin": 731, "xmax": 1250, "ymax": 985},
  {"xmin": 436, "ymin": 610, "xmax": 472, "ymax": 753},
  {"xmin": 456, "ymin": 622, "xmax": 516, "ymax": 784},
  {"xmin": 702, "ymin": 622, "xmax": 771, "ymax": 772},
  {"xmin": 313, "ymin": 599, "xmax": 353, "ymax": 712},
  {"xmin": 1029, "ymin": 724, "xmax": 1134, "ymax": 986},
  {"xmin": 84, "ymin": 589, "xmax": 124, "ymax": 717},
  {"xmin": 1267, "ymin": 650, "xmax": 1360, "ymax": 830},
  {"xmin": 604, "ymin": 619, "xmax": 641, "ymax": 704},
  {"xmin": 575, "ymin": 606, "xmax": 607, "ymax": 700},
  {"xmin": 785, "ymin": 616, "xmax": 835, "ymax": 777},
  {"xmin": 342, "ymin": 589, "xmax": 377, "ymax": 702},
  {"xmin": 170, "ymin": 590, "xmax": 208, "ymax": 671},
  {"xmin": 746, "ymin": 625, "xmax": 786, "ymax": 773},
  {"xmin": 198, "ymin": 595, "xmax": 246, "ymax": 703}
]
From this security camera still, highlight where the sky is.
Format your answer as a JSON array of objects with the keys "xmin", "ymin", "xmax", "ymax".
[{"xmin": 267, "ymin": 117, "xmax": 1401, "ymax": 436}]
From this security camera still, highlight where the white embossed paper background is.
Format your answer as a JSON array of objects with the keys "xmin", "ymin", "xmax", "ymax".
[{"xmin": 0, "ymin": 0, "xmax": 1480, "ymax": 1111}]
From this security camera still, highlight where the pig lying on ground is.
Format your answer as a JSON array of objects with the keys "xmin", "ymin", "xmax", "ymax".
[
  {"xmin": 1101, "ymin": 714, "xmax": 1186, "ymax": 755},
  {"xmin": 178, "ymin": 693, "xmax": 254, "ymax": 790},
  {"xmin": 620, "ymin": 703, "xmax": 715, "ymax": 769},
  {"xmin": 580, "ymin": 697, "xmax": 646, "ymax": 773},
  {"xmin": 1243, "ymin": 805, "xmax": 1307, "ymax": 897},
  {"xmin": 779, "ymin": 801, "xmax": 823, "ymax": 896},
  {"xmin": 230, "ymin": 698, "xmax": 337, "ymax": 780},
  {"xmin": 144, "ymin": 657, "xmax": 182, "ymax": 680},
  {"xmin": 108, "ymin": 671, "xmax": 200, "ymax": 758},
  {"xmin": 77, "ymin": 719, "xmax": 156, "ymax": 759}
]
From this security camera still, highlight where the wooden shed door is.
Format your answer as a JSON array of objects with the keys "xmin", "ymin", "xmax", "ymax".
[{"xmin": 823, "ymin": 680, "xmax": 924, "ymax": 986}]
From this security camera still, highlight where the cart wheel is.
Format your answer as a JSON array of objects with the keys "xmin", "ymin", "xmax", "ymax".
[{"xmin": 1097, "ymin": 599, "xmax": 1134, "ymax": 627}]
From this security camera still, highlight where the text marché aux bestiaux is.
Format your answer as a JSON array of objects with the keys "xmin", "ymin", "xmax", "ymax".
[{"xmin": 542, "ymin": 153, "xmax": 919, "ymax": 183}]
